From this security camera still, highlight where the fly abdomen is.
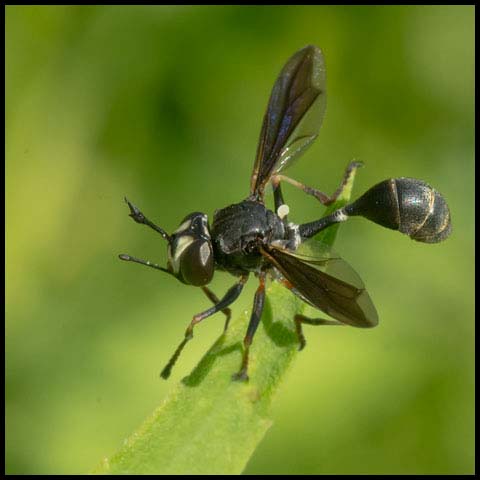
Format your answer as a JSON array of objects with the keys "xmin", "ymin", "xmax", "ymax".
[{"xmin": 344, "ymin": 178, "xmax": 451, "ymax": 243}]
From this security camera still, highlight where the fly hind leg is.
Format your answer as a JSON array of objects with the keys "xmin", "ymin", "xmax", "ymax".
[
  {"xmin": 294, "ymin": 314, "xmax": 343, "ymax": 351},
  {"xmin": 271, "ymin": 161, "xmax": 363, "ymax": 206}
]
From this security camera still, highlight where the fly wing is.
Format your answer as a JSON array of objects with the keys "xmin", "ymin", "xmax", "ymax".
[
  {"xmin": 250, "ymin": 45, "xmax": 327, "ymax": 198},
  {"xmin": 262, "ymin": 243, "xmax": 378, "ymax": 328},
  {"xmin": 289, "ymin": 240, "xmax": 368, "ymax": 291}
]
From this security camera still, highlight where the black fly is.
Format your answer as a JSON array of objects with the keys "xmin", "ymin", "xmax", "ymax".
[{"xmin": 120, "ymin": 45, "xmax": 451, "ymax": 381}]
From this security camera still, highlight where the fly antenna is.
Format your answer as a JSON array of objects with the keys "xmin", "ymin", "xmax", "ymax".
[{"xmin": 124, "ymin": 197, "xmax": 171, "ymax": 242}]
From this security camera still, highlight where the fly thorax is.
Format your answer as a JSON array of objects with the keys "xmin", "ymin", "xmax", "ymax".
[{"xmin": 167, "ymin": 212, "xmax": 214, "ymax": 286}]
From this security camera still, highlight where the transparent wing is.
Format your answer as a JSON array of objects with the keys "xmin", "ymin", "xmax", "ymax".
[
  {"xmin": 262, "ymin": 241, "xmax": 378, "ymax": 328},
  {"xmin": 290, "ymin": 240, "xmax": 367, "ymax": 291},
  {"xmin": 250, "ymin": 45, "xmax": 327, "ymax": 198}
]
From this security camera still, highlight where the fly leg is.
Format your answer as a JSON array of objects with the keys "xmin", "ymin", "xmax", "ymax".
[
  {"xmin": 232, "ymin": 272, "xmax": 267, "ymax": 382},
  {"xmin": 119, "ymin": 259, "xmax": 232, "ymax": 332},
  {"xmin": 161, "ymin": 275, "xmax": 248, "ymax": 379},
  {"xmin": 276, "ymin": 278, "xmax": 343, "ymax": 350},
  {"xmin": 201, "ymin": 286, "xmax": 232, "ymax": 332},
  {"xmin": 271, "ymin": 161, "xmax": 363, "ymax": 206},
  {"xmin": 294, "ymin": 314, "xmax": 343, "ymax": 351}
]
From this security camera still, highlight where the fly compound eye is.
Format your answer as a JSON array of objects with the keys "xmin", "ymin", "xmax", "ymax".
[
  {"xmin": 167, "ymin": 211, "xmax": 214, "ymax": 285},
  {"xmin": 168, "ymin": 233, "xmax": 214, "ymax": 286},
  {"xmin": 179, "ymin": 239, "xmax": 214, "ymax": 286}
]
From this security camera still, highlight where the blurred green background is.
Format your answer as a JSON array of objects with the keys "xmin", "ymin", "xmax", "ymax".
[{"xmin": 6, "ymin": 5, "xmax": 474, "ymax": 475}]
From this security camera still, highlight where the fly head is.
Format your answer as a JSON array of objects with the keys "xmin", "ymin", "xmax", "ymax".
[{"xmin": 167, "ymin": 212, "xmax": 215, "ymax": 286}]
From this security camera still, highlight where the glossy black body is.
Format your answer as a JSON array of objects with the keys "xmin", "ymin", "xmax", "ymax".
[
  {"xmin": 120, "ymin": 45, "xmax": 451, "ymax": 381},
  {"xmin": 211, "ymin": 199, "xmax": 286, "ymax": 276}
]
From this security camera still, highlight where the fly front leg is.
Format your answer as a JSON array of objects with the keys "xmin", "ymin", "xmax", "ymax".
[
  {"xmin": 271, "ymin": 161, "xmax": 363, "ymax": 206},
  {"xmin": 160, "ymin": 275, "xmax": 248, "ymax": 379},
  {"xmin": 119, "ymin": 262, "xmax": 233, "ymax": 331},
  {"xmin": 232, "ymin": 272, "xmax": 267, "ymax": 382},
  {"xmin": 294, "ymin": 314, "xmax": 343, "ymax": 351},
  {"xmin": 201, "ymin": 286, "xmax": 232, "ymax": 332}
]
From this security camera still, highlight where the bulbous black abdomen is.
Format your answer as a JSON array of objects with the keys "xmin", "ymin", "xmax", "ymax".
[
  {"xmin": 345, "ymin": 178, "xmax": 451, "ymax": 243},
  {"xmin": 211, "ymin": 200, "xmax": 285, "ymax": 274}
]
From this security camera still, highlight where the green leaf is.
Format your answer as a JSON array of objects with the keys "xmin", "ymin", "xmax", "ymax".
[{"xmin": 93, "ymin": 168, "xmax": 358, "ymax": 475}]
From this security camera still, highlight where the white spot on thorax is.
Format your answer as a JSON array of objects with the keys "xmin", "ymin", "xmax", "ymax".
[{"xmin": 277, "ymin": 204, "xmax": 290, "ymax": 219}]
